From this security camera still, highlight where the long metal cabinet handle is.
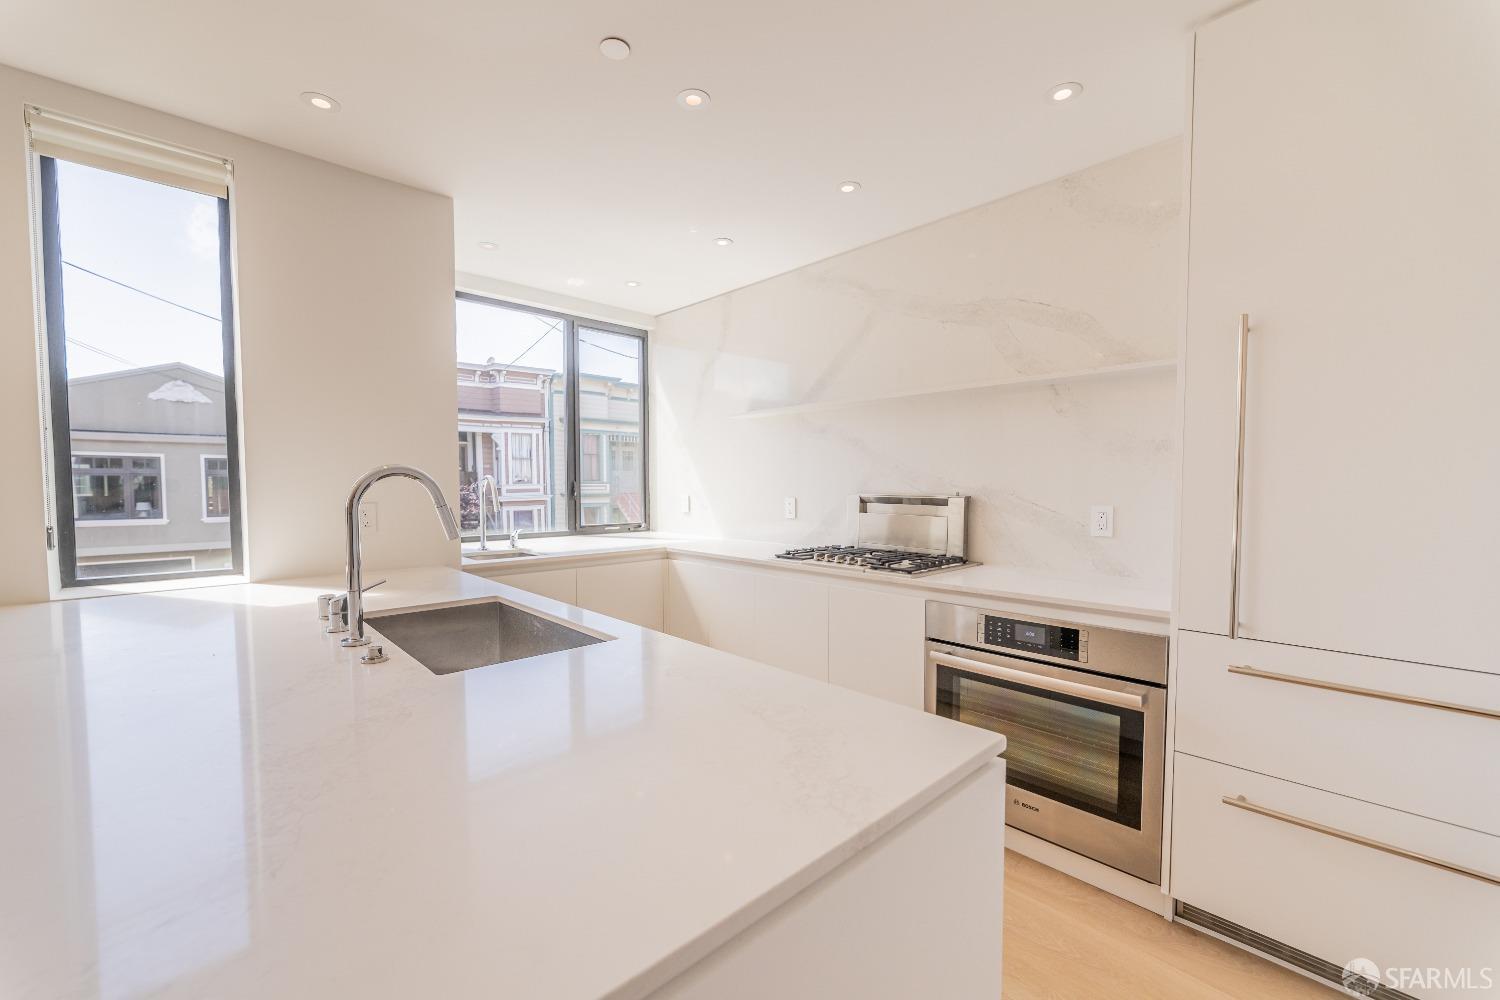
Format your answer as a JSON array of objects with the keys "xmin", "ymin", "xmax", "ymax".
[
  {"xmin": 1221, "ymin": 795, "xmax": 1500, "ymax": 887},
  {"xmin": 1228, "ymin": 664, "xmax": 1500, "ymax": 721},
  {"xmin": 1228, "ymin": 312, "xmax": 1251, "ymax": 639},
  {"xmin": 928, "ymin": 650, "xmax": 1145, "ymax": 711}
]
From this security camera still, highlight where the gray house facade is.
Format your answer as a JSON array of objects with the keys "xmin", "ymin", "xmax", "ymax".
[{"xmin": 66, "ymin": 363, "xmax": 232, "ymax": 578}]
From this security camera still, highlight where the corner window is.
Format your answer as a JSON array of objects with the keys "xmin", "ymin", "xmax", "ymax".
[
  {"xmin": 455, "ymin": 293, "xmax": 647, "ymax": 536},
  {"xmin": 34, "ymin": 129, "xmax": 242, "ymax": 587}
]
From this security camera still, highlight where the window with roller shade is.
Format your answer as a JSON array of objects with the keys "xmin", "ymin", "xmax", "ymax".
[{"xmin": 30, "ymin": 107, "xmax": 242, "ymax": 587}]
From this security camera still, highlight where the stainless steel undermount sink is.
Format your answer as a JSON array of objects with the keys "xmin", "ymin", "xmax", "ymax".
[
  {"xmin": 466, "ymin": 548, "xmax": 539, "ymax": 561},
  {"xmin": 366, "ymin": 599, "xmax": 607, "ymax": 675}
]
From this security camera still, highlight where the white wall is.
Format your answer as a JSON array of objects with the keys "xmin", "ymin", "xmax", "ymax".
[
  {"xmin": 651, "ymin": 140, "xmax": 1182, "ymax": 593},
  {"xmin": 0, "ymin": 63, "xmax": 457, "ymax": 605}
]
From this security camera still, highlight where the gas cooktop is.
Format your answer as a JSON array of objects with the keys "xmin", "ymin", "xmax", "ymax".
[{"xmin": 775, "ymin": 545, "xmax": 974, "ymax": 577}]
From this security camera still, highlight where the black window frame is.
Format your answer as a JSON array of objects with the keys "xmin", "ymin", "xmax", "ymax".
[
  {"xmin": 454, "ymin": 291, "xmax": 649, "ymax": 538},
  {"xmin": 38, "ymin": 154, "xmax": 245, "ymax": 589}
]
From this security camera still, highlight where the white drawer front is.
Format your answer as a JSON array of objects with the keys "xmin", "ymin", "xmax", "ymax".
[
  {"xmin": 1175, "ymin": 631, "xmax": 1500, "ymax": 835},
  {"xmin": 1171, "ymin": 754, "xmax": 1500, "ymax": 999}
]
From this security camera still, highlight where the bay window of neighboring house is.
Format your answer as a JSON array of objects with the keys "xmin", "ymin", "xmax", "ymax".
[
  {"xmin": 455, "ymin": 292, "xmax": 647, "ymax": 536},
  {"xmin": 31, "ymin": 108, "xmax": 242, "ymax": 588}
]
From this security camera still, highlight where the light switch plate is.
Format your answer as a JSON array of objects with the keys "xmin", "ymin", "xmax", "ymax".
[
  {"xmin": 682, "ymin": 494, "xmax": 692, "ymax": 515},
  {"xmin": 1089, "ymin": 505, "xmax": 1113, "ymax": 538},
  {"xmin": 783, "ymin": 497, "xmax": 797, "ymax": 520}
]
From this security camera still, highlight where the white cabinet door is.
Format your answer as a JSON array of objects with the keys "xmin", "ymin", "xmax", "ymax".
[
  {"xmin": 752, "ymin": 572, "xmax": 828, "ymax": 682},
  {"xmin": 1175, "ymin": 631, "xmax": 1500, "ymax": 835},
  {"xmin": 1178, "ymin": 0, "xmax": 1500, "ymax": 670},
  {"xmin": 1172, "ymin": 753, "xmax": 1500, "ymax": 998},
  {"xmin": 495, "ymin": 567, "xmax": 577, "ymax": 605},
  {"xmin": 576, "ymin": 559, "xmax": 664, "ymax": 630},
  {"xmin": 827, "ymin": 585, "xmax": 925, "ymax": 709},
  {"xmin": 664, "ymin": 559, "xmax": 757, "ymax": 655}
]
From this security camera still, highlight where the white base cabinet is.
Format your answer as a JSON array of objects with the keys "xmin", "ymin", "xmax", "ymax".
[
  {"xmin": 653, "ymin": 760, "xmax": 1006, "ymax": 1000},
  {"xmin": 1171, "ymin": 754, "xmax": 1500, "ymax": 1000},
  {"xmin": 577, "ymin": 559, "xmax": 665, "ymax": 631},
  {"xmin": 1175, "ymin": 632, "xmax": 1500, "ymax": 836},
  {"xmin": 493, "ymin": 567, "xmax": 576, "ymax": 605},
  {"xmin": 827, "ymin": 585, "xmax": 925, "ymax": 710},
  {"xmin": 664, "ymin": 559, "xmax": 758, "ymax": 655},
  {"xmin": 666, "ymin": 559, "xmax": 927, "ymax": 706},
  {"xmin": 484, "ymin": 556, "xmax": 930, "ymax": 707}
]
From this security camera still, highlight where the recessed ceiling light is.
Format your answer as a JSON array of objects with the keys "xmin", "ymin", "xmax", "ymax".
[
  {"xmin": 477, "ymin": 241, "xmax": 497, "ymax": 250},
  {"xmin": 599, "ymin": 37, "xmax": 631, "ymax": 60},
  {"xmin": 300, "ymin": 91, "xmax": 341, "ymax": 112},
  {"xmin": 625, "ymin": 280, "xmax": 641, "ymax": 287},
  {"xmin": 565, "ymin": 277, "xmax": 586, "ymax": 287},
  {"xmin": 838, "ymin": 181, "xmax": 862, "ymax": 194},
  {"xmin": 714, "ymin": 236, "xmax": 734, "ymax": 247},
  {"xmin": 1049, "ymin": 82, "xmax": 1082, "ymax": 102},
  {"xmin": 677, "ymin": 89, "xmax": 711, "ymax": 110}
]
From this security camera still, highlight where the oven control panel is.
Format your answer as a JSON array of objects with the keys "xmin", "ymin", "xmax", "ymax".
[{"xmin": 980, "ymin": 615, "xmax": 1087, "ymax": 663}]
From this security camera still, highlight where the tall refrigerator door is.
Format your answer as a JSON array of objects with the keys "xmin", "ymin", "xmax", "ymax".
[{"xmin": 1177, "ymin": 0, "xmax": 1500, "ymax": 672}]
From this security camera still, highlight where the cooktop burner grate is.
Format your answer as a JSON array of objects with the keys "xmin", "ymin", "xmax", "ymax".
[{"xmin": 775, "ymin": 545, "xmax": 973, "ymax": 577}]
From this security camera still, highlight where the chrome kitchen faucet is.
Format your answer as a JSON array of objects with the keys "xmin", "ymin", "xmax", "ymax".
[{"xmin": 328, "ymin": 465, "xmax": 460, "ymax": 662}]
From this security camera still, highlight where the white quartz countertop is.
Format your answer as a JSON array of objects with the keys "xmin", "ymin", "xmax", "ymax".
[
  {"xmin": 0, "ymin": 567, "xmax": 1003, "ymax": 1000},
  {"xmin": 463, "ymin": 532, "xmax": 1171, "ymax": 624}
]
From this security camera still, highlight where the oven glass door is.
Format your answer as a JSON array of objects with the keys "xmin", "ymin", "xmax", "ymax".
[{"xmin": 932, "ymin": 661, "xmax": 1145, "ymax": 830}]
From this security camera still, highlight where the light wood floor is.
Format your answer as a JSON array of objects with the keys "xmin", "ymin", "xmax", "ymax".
[{"xmin": 1002, "ymin": 852, "xmax": 1337, "ymax": 999}]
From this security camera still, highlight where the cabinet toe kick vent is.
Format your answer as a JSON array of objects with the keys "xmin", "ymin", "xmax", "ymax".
[{"xmin": 1174, "ymin": 902, "xmax": 1417, "ymax": 1000}]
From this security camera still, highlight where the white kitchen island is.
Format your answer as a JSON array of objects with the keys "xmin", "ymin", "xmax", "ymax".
[{"xmin": 0, "ymin": 567, "xmax": 1006, "ymax": 1000}]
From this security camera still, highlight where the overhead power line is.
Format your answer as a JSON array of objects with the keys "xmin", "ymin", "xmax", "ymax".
[{"xmin": 62, "ymin": 260, "xmax": 221, "ymax": 323}]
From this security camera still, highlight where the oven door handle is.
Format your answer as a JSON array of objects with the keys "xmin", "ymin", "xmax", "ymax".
[{"xmin": 928, "ymin": 650, "xmax": 1146, "ymax": 711}]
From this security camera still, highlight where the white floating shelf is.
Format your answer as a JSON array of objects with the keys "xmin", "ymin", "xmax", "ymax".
[{"xmin": 733, "ymin": 358, "xmax": 1178, "ymax": 420}]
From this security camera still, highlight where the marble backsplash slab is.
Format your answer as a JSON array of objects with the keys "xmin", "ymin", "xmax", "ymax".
[{"xmin": 650, "ymin": 139, "xmax": 1183, "ymax": 593}]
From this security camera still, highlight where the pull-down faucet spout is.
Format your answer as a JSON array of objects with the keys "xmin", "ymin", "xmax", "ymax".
[{"xmin": 340, "ymin": 465, "xmax": 459, "ymax": 648}]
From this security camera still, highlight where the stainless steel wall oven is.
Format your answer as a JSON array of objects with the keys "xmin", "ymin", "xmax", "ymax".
[{"xmin": 925, "ymin": 601, "xmax": 1169, "ymax": 883}]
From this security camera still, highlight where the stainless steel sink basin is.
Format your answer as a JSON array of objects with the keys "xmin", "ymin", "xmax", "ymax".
[
  {"xmin": 466, "ymin": 548, "xmax": 539, "ymax": 561},
  {"xmin": 366, "ymin": 599, "xmax": 607, "ymax": 675}
]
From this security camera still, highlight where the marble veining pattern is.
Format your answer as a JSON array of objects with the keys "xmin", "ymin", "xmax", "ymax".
[{"xmin": 651, "ymin": 140, "xmax": 1183, "ymax": 592}]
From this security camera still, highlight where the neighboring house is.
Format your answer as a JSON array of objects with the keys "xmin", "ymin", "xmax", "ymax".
[
  {"xmin": 456, "ymin": 360, "xmax": 642, "ymax": 533},
  {"xmin": 66, "ymin": 363, "xmax": 232, "ymax": 578}
]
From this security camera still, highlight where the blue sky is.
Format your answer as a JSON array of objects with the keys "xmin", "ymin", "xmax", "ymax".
[
  {"xmin": 56, "ymin": 158, "xmax": 640, "ymax": 384},
  {"xmin": 56, "ymin": 160, "xmax": 225, "ymax": 379}
]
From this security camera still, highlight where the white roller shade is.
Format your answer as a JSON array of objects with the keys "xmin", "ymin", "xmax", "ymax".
[{"xmin": 25, "ymin": 106, "xmax": 231, "ymax": 198}]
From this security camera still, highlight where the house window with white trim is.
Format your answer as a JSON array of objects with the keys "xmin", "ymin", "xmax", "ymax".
[
  {"xmin": 504, "ymin": 506, "xmax": 546, "ymax": 534},
  {"xmin": 581, "ymin": 433, "xmax": 604, "ymax": 483},
  {"xmin": 505, "ymin": 430, "xmax": 540, "ymax": 488},
  {"xmin": 73, "ymin": 454, "xmax": 164, "ymax": 521},
  {"xmin": 202, "ymin": 456, "xmax": 231, "ymax": 520}
]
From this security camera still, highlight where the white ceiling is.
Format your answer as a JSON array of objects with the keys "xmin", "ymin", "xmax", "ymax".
[{"xmin": 0, "ymin": 0, "xmax": 1227, "ymax": 315}]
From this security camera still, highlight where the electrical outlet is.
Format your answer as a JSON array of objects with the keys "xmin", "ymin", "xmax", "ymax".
[
  {"xmin": 359, "ymin": 501, "xmax": 379, "ymax": 533},
  {"xmin": 783, "ymin": 497, "xmax": 797, "ymax": 520},
  {"xmin": 682, "ymin": 494, "xmax": 692, "ymax": 515},
  {"xmin": 1089, "ymin": 505, "xmax": 1114, "ymax": 538}
]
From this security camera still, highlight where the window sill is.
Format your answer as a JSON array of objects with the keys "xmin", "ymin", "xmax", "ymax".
[
  {"xmin": 76, "ymin": 518, "xmax": 170, "ymax": 527},
  {"xmin": 202, "ymin": 516, "xmax": 230, "ymax": 524},
  {"xmin": 52, "ymin": 573, "xmax": 249, "ymax": 602}
]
